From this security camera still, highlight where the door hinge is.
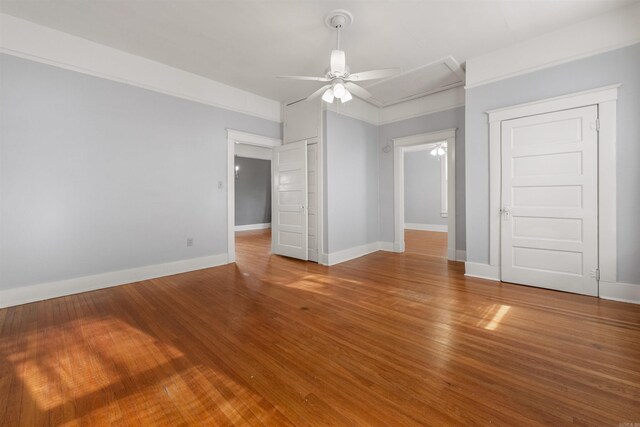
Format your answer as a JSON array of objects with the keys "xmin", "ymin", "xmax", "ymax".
[
  {"xmin": 595, "ymin": 119, "xmax": 600, "ymax": 132},
  {"xmin": 590, "ymin": 268, "xmax": 600, "ymax": 281}
]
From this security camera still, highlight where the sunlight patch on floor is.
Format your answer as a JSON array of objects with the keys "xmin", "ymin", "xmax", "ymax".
[
  {"xmin": 476, "ymin": 304, "xmax": 511, "ymax": 331},
  {"xmin": 6, "ymin": 316, "xmax": 183, "ymax": 411}
]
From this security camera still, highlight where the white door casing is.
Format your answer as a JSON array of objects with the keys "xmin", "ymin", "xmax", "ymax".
[
  {"xmin": 479, "ymin": 85, "xmax": 618, "ymax": 296},
  {"xmin": 307, "ymin": 143, "xmax": 319, "ymax": 262},
  {"xmin": 500, "ymin": 106, "xmax": 598, "ymax": 295},
  {"xmin": 393, "ymin": 129, "xmax": 456, "ymax": 259},
  {"xmin": 272, "ymin": 140, "xmax": 308, "ymax": 260}
]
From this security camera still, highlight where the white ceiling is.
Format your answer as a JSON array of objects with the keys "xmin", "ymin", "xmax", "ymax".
[{"xmin": 0, "ymin": 0, "xmax": 635, "ymax": 103}]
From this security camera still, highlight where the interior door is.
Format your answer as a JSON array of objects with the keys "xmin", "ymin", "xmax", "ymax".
[
  {"xmin": 501, "ymin": 105, "xmax": 598, "ymax": 296},
  {"xmin": 272, "ymin": 140, "xmax": 308, "ymax": 260}
]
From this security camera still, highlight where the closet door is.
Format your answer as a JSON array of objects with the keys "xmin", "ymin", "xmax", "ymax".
[
  {"xmin": 272, "ymin": 140, "xmax": 308, "ymax": 260},
  {"xmin": 501, "ymin": 105, "xmax": 598, "ymax": 296}
]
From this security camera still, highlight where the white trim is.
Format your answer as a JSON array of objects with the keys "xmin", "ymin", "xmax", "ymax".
[
  {"xmin": 465, "ymin": 3, "xmax": 640, "ymax": 89},
  {"xmin": 323, "ymin": 97, "xmax": 379, "ymax": 126},
  {"xmin": 487, "ymin": 85, "xmax": 619, "ymax": 294},
  {"xmin": 319, "ymin": 253, "xmax": 329, "ymax": 265},
  {"xmin": 403, "ymin": 144, "xmax": 435, "ymax": 153},
  {"xmin": 235, "ymin": 223, "xmax": 271, "ymax": 231},
  {"xmin": 464, "ymin": 262, "xmax": 500, "ymax": 281},
  {"xmin": 487, "ymin": 85, "xmax": 621, "ymax": 123},
  {"xmin": 316, "ymin": 115, "xmax": 326, "ymax": 262},
  {"xmin": 325, "ymin": 242, "xmax": 380, "ymax": 266},
  {"xmin": 394, "ymin": 129, "xmax": 456, "ymax": 260},
  {"xmin": 404, "ymin": 223, "xmax": 448, "ymax": 232},
  {"xmin": 379, "ymin": 86, "xmax": 465, "ymax": 125},
  {"xmin": 0, "ymin": 253, "xmax": 229, "ymax": 309},
  {"xmin": 597, "ymin": 100, "xmax": 617, "ymax": 283},
  {"xmin": 599, "ymin": 281, "xmax": 640, "ymax": 305},
  {"xmin": 227, "ymin": 129, "xmax": 282, "ymax": 263},
  {"xmin": 0, "ymin": 13, "xmax": 281, "ymax": 122},
  {"xmin": 378, "ymin": 242, "xmax": 396, "ymax": 252},
  {"xmin": 440, "ymin": 149, "xmax": 448, "ymax": 217},
  {"xmin": 321, "ymin": 241, "xmax": 461, "ymax": 266},
  {"xmin": 227, "ymin": 129, "xmax": 281, "ymax": 147}
]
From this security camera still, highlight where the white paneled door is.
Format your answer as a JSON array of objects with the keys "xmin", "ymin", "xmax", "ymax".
[
  {"xmin": 501, "ymin": 105, "xmax": 598, "ymax": 296},
  {"xmin": 272, "ymin": 140, "xmax": 308, "ymax": 260}
]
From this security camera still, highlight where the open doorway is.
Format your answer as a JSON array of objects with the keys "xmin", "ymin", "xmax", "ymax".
[
  {"xmin": 393, "ymin": 128, "xmax": 457, "ymax": 260},
  {"xmin": 403, "ymin": 143, "xmax": 448, "ymax": 258},
  {"xmin": 234, "ymin": 146, "xmax": 273, "ymax": 260},
  {"xmin": 226, "ymin": 130, "xmax": 281, "ymax": 263}
]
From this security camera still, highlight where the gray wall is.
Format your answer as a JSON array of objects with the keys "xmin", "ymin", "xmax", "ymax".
[
  {"xmin": 324, "ymin": 111, "xmax": 379, "ymax": 253},
  {"xmin": 378, "ymin": 106, "xmax": 466, "ymax": 249},
  {"xmin": 465, "ymin": 43, "xmax": 640, "ymax": 284},
  {"xmin": 0, "ymin": 54, "xmax": 280, "ymax": 291},
  {"xmin": 234, "ymin": 156, "xmax": 271, "ymax": 226},
  {"xmin": 404, "ymin": 150, "xmax": 447, "ymax": 226}
]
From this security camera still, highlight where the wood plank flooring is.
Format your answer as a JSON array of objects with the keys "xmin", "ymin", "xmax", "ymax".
[
  {"xmin": 1, "ymin": 229, "xmax": 639, "ymax": 425},
  {"xmin": 404, "ymin": 229, "xmax": 448, "ymax": 258}
]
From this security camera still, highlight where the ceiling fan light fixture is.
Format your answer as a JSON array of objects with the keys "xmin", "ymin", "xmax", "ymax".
[
  {"xmin": 340, "ymin": 89, "xmax": 352, "ymax": 103},
  {"xmin": 333, "ymin": 82, "xmax": 346, "ymax": 98},
  {"xmin": 322, "ymin": 88, "xmax": 335, "ymax": 103},
  {"xmin": 279, "ymin": 10, "xmax": 398, "ymax": 104}
]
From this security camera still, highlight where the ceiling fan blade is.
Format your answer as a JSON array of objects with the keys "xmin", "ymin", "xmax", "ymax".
[
  {"xmin": 306, "ymin": 84, "xmax": 332, "ymax": 101},
  {"xmin": 347, "ymin": 68, "xmax": 400, "ymax": 82},
  {"xmin": 330, "ymin": 50, "xmax": 346, "ymax": 74},
  {"xmin": 277, "ymin": 75, "xmax": 330, "ymax": 82},
  {"xmin": 345, "ymin": 82, "xmax": 374, "ymax": 100}
]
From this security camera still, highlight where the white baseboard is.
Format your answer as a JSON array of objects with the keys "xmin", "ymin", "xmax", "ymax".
[
  {"xmin": 235, "ymin": 223, "xmax": 271, "ymax": 231},
  {"xmin": 464, "ymin": 262, "xmax": 500, "ymax": 281},
  {"xmin": 456, "ymin": 250, "xmax": 466, "ymax": 262},
  {"xmin": 599, "ymin": 281, "xmax": 640, "ymax": 304},
  {"xmin": 319, "ymin": 253, "xmax": 329, "ymax": 266},
  {"xmin": 0, "ymin": 253, "xmax": 230, "ymax": 308},
  {"xmin": 405, "ymin": 223, "xmax": 448, "ymax": 232},
  {"xmin": 378, "ymin": 241, "xmax": 396, "ymax": 252},
  {"xmin": 325, "ymin": 242, "xmax": 380, "ymax": 266}
]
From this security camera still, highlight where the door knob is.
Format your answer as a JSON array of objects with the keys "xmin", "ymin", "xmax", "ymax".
[{"xmin": 500, "ymin": 207, "xmax": 511, "ymax": 220}]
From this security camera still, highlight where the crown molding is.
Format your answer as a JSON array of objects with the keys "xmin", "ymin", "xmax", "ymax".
[
  {"xmin": 465, "ymin": 3, "xmax": 640, "ymax": 89},
  {"xmin": 0, "ymin": 13, "xmax": 282, "ymax": 122},
  {"xmin": 323, "ymin": 97, "xmax": 380, "ymax": 126}
]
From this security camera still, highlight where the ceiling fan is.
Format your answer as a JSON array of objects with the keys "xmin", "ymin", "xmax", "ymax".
[{"xmin": 277, "ymin": 10, "xmax": 400, "ymax": 104}]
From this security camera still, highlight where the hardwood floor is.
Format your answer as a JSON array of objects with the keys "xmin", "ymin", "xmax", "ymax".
[
  {"xmin": 404, "ymin": 229, "xmax": 448, "ymax": 258},
  {"xmin": 1, "ymin": 229, "xmax": 639, "ymax": 425}
]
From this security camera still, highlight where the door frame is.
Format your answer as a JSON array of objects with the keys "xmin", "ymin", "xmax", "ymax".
[
  {"xmin": 486, "ymin": 84, "xmax": 619, "ymax": 291},
  {"xmin": 393, "ymin": 128, "xmax": 457, "ymax": 260},
  {"xmin": 226, "ymin": 129, "xmax": 282, "ymax": 263}
]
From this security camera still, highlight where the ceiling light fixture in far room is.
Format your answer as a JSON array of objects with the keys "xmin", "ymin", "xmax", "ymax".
[
  {"xmin": 278, "ymin": 9, "xmax": 399, "ymax": 104},
  {"xmin": 430, "ymin": 143, "xmax": 446, "ymax": 157}
]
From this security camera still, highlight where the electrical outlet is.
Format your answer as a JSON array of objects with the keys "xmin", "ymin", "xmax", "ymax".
[{"xmin": 187, "ymin": 238, "xmax": 194, "ymax": 247}]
